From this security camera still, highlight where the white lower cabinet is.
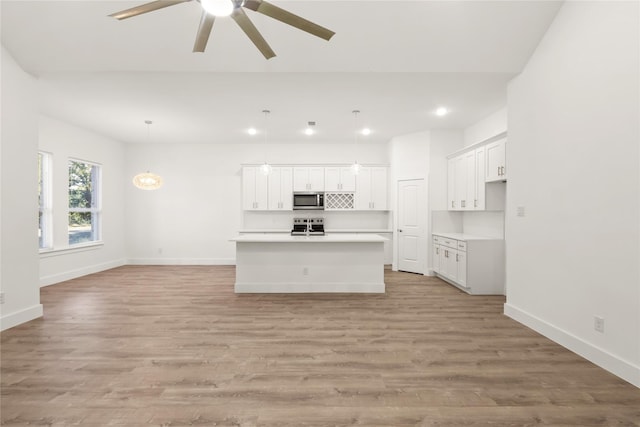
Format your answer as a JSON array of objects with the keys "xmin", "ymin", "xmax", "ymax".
[{"xmin": 432, "ymin": 233, "xmax": 504, "ymax": 295}]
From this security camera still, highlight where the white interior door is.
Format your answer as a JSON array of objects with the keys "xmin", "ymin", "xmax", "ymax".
[{"xmin": 397, "ymin": 179, "xmax": 426, "ymax": 274}]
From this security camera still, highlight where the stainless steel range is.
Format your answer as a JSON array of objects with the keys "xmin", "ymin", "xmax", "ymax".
[{"xmin": 291, "ymin": 217, "xmax": 325, "ymax": 236}]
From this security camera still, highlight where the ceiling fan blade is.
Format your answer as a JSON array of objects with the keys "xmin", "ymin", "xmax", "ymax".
[
  {"xmin": 109, "ymin": 0, "xmax": 191, "ymax": 20},
  {"xmin": 231, "ymin": 8, "xmax": 276, "ymax": 59},
  {"xmin": 193, "ymin": 11, "xmax": 215, "ymax": 52},
  {"xmin": 243, "ymin": 0, "xmax": 335, "ymax": 41}
]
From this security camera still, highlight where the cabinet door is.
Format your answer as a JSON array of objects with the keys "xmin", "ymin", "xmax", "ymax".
[
  {"xmin": 447, "ymin": 158, "xmax": 456, "ymax": 210},
  {"xmin": 308, "ymin": 167, "xmax": 325, "ymax": 191},
  {"xmin": 268, "ymin": 167, "xmax": 292, "ymax": 210},
  {"xmin": 339, "ymin": 167, "xmax": 356, "ymax": 191},
  {"xmin": 463, "ymin": 151, "xmax": 475, "ymax": 211},
  {"xmin": 293, "ymin": 167, "xmax": 309, "ymax": 191},
  {"xmin": 455, "ymin": 155, "xmax": 467, "ymax": 210},
  {"xmin": 279, "ymin": 168, "xmax": 293, "ymax": 210},
  {"xmin": 370, "ymin": 167, "xmax": 387, "ymax": 210},
  {"xmin": 355, "ymin": 167, "xmax": 373, "ymax": 210},
  {"xmin": 445, "ymin": 248, "xmax": 459, "ymax": 282},
  {"xmin": 456, "ymin": 250, "xmax": 467, "ymax": 287},
  {"xmin": 433, "ymin": 243, "xmax": 441, "ymax": 274},
  {"xmin": 485, "ymin": 139, "xmax": 506, "ymax": 182},
  {"xmin": 324, "ymin": 167, "xmax": 341, "ymax": 191},
  {"xmin": 474, "ymin": 147, "xmax": 486, "ymax": 210},
  {"xmin": 242, "ymin": 167, "xmax": 268, "ymax": 210}
]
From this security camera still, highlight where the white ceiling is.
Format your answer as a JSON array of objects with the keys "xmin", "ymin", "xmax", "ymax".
[{"xmin": 1, "ymin": 0, "xmax": 563, "ymax": 144}]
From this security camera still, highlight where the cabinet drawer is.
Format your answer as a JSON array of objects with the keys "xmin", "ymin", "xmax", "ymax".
[
  {"xmin": 440, "ymin": 238, "xmax": 457, "ymax": 249},
  {"xmin": 457, "ymin": 241, "xmax": 467, "ymax": 251}
]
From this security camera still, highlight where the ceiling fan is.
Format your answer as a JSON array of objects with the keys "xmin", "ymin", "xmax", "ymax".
[{"xmin": 109, "ymin": 0, "xmax": 335, "ymax": 59}]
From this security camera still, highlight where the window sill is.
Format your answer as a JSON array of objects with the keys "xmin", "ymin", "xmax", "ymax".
[{"xmin": 39, "ymin": 241, "xmax": 104, "ymax": 258}]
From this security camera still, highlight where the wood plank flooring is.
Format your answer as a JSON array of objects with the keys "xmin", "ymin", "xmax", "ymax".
[{"xmin": 2, "ymin": 265, "xmax": 639, "ymax": 426}]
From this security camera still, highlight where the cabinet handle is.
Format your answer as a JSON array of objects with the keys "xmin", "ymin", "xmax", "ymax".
[
  {"xmin": 461, "ymin": 200, "xmax": 465, "ymax": 208},
  {"xmin": 474, "ymin": 199, "xmax": 477, "ymax": 208},
  {"xmin": 501, "ymin": 166, "xmax": 505, "ymax": 176},
  {"xmin": 497, "ymin": 166, "xmax": 500, "ymax": 176},
  {"xmin": 456, "ymin": 253, "xmax": 459, "ymax": 262},
  {"xmin": 435, "ymin": 247, "xmax": 439, "ymax": 254}
]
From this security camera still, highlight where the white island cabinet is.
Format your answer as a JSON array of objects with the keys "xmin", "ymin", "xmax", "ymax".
[{"xmin": 231, "ymin": 234, "xmax": 386, "ymax": 293}]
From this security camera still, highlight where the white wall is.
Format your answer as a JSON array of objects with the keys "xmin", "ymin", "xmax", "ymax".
[
  {"xmin": 0, "ymin": 47, "xmax": 43, "ymax": 330},
  {"xmin": 464, "ymin": 107, "xmax": 507, "ymax": 147},
  {"xmin": 389, "ymin": 131, "xmax": 430, "ymax": 272},
  {"xmin": 38, "ymin": 116, "xmax": 127, "ymax": 286},
  {"xmin": 506, "ymin": 1, "xmax": 640, "ymax": 387},
  {"xmin": 388, "ymin": 130, "xmax": 464, "ymax": 274},
  {"xmin": 125, "ymin": 141, "xmax": 389, "ymax": 264}
]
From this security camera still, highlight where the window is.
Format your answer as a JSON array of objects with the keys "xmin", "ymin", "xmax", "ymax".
[
  {"xmin": 38, "ymin": 152, "xmax": 52, "ymax": 249},
  {"xmin": 68, "ymin": 160, "xmax": 101, "ymax": 245}
]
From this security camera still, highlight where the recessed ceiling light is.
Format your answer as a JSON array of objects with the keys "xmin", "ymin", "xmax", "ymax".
[
  {"xmin": 361, "ymin": 128, "xmax": 371, "ymax": 136},
  {"xmin": 304, "ymin": 128, "xmax": 315, "ymax": 136},
  {"xmin": 248, "ymin": 128, "xmax": 257, "ymax": 135},
  {"xmin": 435, "ymin": 107, "xmax": 449, "ymax": 117}
]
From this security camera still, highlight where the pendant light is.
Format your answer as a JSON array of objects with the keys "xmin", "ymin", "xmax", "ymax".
[
  {"xmin": 260, "ymin": 109, "xmax": 272, "ymax": 176},
  {"xmin": 350, "ymin": 110, "xmax": 361, "ymax": 175},
  {"xmin": 132, "ymin": 120, "xmax": 163, "ymax": 190}
]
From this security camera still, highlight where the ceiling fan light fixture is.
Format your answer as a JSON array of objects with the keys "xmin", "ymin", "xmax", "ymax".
[{"xmin": 200, "ymin": 0, "xmax": 234, "ymax": 17}]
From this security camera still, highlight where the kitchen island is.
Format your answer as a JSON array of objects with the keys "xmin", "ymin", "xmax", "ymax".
[{"xmin": 230, "ymin": 233, "xmax": 386, "ymax": 293}]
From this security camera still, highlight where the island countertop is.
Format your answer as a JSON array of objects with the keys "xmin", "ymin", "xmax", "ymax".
[{"xmin": 230, "ymin": 233, "xmax": 388, "ymax": 243}]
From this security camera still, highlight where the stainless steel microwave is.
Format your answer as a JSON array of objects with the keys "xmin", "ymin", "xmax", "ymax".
[{"xmin": 293, "ymin": 192, "xmax": 324, "ymax": 210}]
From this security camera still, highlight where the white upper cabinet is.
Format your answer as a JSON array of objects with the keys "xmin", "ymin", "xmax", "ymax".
[
  {"xmin": 242, "ymin": 166, "xmax": 268, "ymax": 210},
  {"xmin": 268, "ymin": 167, "xmax": 293, "ymax": 210},
  {"xmin": 356, "ymin": 166, "xmax": 388, "ymax": 210},
  {"xmin": 485, "ymin": 138, "xmax": 507, "ymax": 182},
  {"xmin": 447, "ymin": 138, "xmax": 506, "ymax": 211},
  {"xmin": 324, "ymin": 167, "xmax": 356, "ymax": 192},
  {"xmin": 474, "ymin": 146, "xmax": 486, "ymax": 210},
  {"xmin": 293, "ymin": 167, "xmax": 325, "ymax": 192},
  {"xmin": 447, "ymin": 158, "xmax": 457, "ymax": 210}
]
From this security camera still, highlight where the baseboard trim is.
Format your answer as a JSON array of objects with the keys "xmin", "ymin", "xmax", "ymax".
[
  {"xmin": 1, "ymin": 304, "xmax": 44, "ymax": 331},
  {"xmin": 127, "ymin": 258, "xmax": 235, "ymax": 266},
  {"xmin": 504, "ymin": 302, "xmax": 640, "ymax": 388},
  {"xmin": 40, "ymin": 259, "xmax": 127, "ymax": 287}
]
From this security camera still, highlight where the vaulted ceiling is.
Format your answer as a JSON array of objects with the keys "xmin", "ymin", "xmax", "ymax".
[{"xmin": 1, "ymin": 1, "xmax": 563, "ymax": 144}]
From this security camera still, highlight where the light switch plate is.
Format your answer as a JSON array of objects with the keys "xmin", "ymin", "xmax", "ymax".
[{"xmin": 516, "ymin": 206, "xmax": 525, "ymax": 217}]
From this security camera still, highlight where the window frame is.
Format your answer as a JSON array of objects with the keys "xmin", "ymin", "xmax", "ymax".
[
  {"xmin": 38, "ymin": 151, "xmax": 53, "ymax": 251},
  {"xmin": 67, "ymin": 158, "xmax": 102, "ymax": 246}
]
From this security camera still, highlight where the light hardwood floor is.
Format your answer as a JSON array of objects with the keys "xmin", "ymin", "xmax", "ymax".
[{"xmin": 1, "ymin": 266, "xmax": 639, "ymax": 426}]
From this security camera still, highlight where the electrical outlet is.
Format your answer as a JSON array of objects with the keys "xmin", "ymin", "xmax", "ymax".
[
  {"xmin": 0, "ymin": 292, "xmax": 5, "ymax": 305},
  {"xmin": 303, "ymin": 267, "xmax": 309, "ymax": 276},
  {"xmin": 517, "ymin": 206, "xmax": 526, "ymax": 217},
  {"xmin": 594, "ymin": 316, "xmax": 605, "ymax": 333},
  {"xmin": 158, "ymin": 248, "xmax": 163, "ymax": 254}
]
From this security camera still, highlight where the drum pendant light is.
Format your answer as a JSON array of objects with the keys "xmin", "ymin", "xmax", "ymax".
[{"xmin": 132, "ymin": 120, "xmax": 163, "ymax": 190}]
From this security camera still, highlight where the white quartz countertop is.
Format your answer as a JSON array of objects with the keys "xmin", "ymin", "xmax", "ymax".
[
  {"xmin": 433, "ymin": 232, "xmax": 503, "ymax": 241},
  {"xmin": 231, "ymin": 233, "xmax": 388, "ymax": 243}
]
